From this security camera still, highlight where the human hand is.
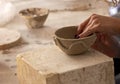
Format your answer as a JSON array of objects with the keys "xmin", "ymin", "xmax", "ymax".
[
  {"xmin": 77, "ymin": 14, "xmax": 120, "ymax": 38},
  {"xmin": 92, "ymin": 33, "xmax": 120, "ymax": 57},
  {"xmin": 77, "ymin": 14, "xmax": 120, "ymax": 57}
]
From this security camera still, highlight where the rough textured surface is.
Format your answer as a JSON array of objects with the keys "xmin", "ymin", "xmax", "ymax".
[
  {"xmin": 0, "ymin": 0, "xmax": 110, "ymax": 84},
  {"xmin": 11, "ymin": 0, "xmax": 109, "ymax": 12},
  {"xmin": 17, "ymin": 45, "xmax": 115, "ymax": 84},
  {"xmin": 54, "ymin": 26, "xmax": 96, "ymax": 55},
  {"xmin": 0, "ymin": 29, "xmax": 21, "ymax": 50},
  {"xmin": 19, "ymin": 8, "xmax": 49, "ymax": 28}
]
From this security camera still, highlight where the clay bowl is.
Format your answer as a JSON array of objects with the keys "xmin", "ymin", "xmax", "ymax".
[
  {"xmin": 19, "ymin": 8, "xmax": 49, "ymax": 29},
  {"xmin": 54, "ymin": 26, "xmax": 96, "ymax": 55}
]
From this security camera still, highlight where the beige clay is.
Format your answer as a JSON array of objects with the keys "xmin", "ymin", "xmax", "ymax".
[
  {"xmin": 19, "ymin": 8, "xmax": 49, "ymax": 29},
  {"xmin": 0, "ymin": 29, "xmax": 21, "ymax": 50},
  {"xmin": 54, "ymin": 26, "xmax": 96, "ymax": 55}
]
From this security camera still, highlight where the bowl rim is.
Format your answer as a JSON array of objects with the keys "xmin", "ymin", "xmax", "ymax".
[
  {"xmin": 55, "ymin": 26, "xmax": 96, "ymax": 41},
  {"xmin": 19, "ymin": 8, "xmax": 49, "ymax": 18}
]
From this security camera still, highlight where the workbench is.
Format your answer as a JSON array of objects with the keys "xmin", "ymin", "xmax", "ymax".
[{"xmin": 0, "ymin": 0, "xmax": 112, "ymax": 84}]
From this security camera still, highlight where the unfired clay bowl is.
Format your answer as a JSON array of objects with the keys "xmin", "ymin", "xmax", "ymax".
[
  {"xmin": 54, "ymin": 26, "xmax": 97, "ymax": 55},
  {"xmin": 19, "ymin": 8, "xmax": 49, "ymax": 29}
]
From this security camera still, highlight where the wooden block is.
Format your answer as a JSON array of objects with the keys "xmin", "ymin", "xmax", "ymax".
[{"xmin": 17, "ymin": 45, "xmax": 115, "ymax": 84}]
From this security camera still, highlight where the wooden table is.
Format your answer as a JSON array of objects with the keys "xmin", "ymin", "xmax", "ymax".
[{"xmin": 0, "ymin": 0, "xmax": 110, "ymax": 84}]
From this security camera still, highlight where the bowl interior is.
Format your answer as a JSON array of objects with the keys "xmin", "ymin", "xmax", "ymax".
[
  {"xmin": 54, "ymin": 26, "xmax": 97, "ymax": 55},
  {"xmin": 19, "ymin": 8, "xmax": 49, "ymax": 17},
  {"xmin": 55, "ymin": 26, "xmax": 78, "ymax": 39}
]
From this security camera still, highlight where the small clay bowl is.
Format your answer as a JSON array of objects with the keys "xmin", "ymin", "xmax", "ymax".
[
  {"xmin": 54, "ymin": 26, "xmax": 97, "ymax": 55},
  {"xmin": 19, "ymin": 8, "xmax": 49, "ymax": 29}
]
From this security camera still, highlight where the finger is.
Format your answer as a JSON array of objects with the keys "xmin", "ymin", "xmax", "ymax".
[
  {"xmin": 96, "ymin": 33, "xmax": 101, "ymax": 40},
  {"xmin": 79, "ymin": 21, "xmax": 99, "ymax": 38},
  {"xmin": 77, "ymin": 16, "xmax": 91, "ymax": 35},
  {"xmin": 79, "ymin": 25, "xmax": 96, "ymax": 38},
  {"xmin": 77, "ymin": 14, "xmax": 98, "ymax": 36}
]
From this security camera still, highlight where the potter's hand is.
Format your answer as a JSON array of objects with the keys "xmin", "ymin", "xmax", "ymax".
[
  {"xmin": 77, "ymin": 14, "xmax": 120, "ymax": 38},
  {"xmin": 77, "ymin": 14, "xmax": 120, "ymax": 57},
  {"xmin": 92, "ymin": 33, "xmax": 120, "ymax": 57}
]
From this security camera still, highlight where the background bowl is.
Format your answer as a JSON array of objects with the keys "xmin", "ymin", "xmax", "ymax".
[
  {"xmin": 19, "ymin": 8, "xmax": 49, "ymax": 29},
  {"xmin": 54, "ymin": 26, "xmax": 96, "ymax": 55}
]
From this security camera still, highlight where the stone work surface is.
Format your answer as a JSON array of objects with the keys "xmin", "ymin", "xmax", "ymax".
[
  {"xmin": 7, "ymin": 0, "xmax": 109, "ymax": 12},
  {"xmin": 0, "ymin": 0, "xmax": 112, "ymax": 84},
  {"xmin": 17, "ymin": 46, "xmax": 115, "ymax": 84}
]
